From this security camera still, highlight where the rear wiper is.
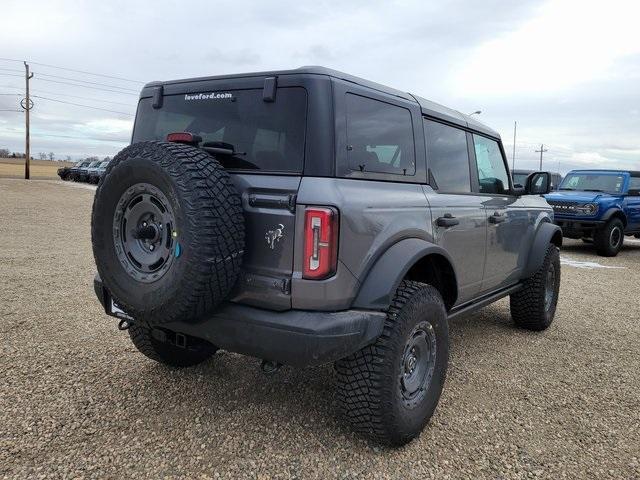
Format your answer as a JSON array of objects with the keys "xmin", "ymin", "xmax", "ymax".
[
  {"xmin": 583, "ymin": 189, "xmax": 604, "ymax": 192},
  {"xmin": 559, "ymin": 187, "xmax": 574, "ymax": 190},
  {"xmin": 201, "ymin": 141, "xmax": 260, "ymax": 170}
]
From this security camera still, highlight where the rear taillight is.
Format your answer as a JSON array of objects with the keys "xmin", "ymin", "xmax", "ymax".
[{"xmin": 303, "ymin": 207, "xmax": 339, "ymax": 280}]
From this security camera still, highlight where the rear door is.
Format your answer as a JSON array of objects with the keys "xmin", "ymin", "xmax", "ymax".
[
  {"xmin": 133, "ymin": 85, "xmax": 308, "ymax": 310},
  {"xmin": 422, "ymin": 119, "xmax": 487, "ymax": 305}
]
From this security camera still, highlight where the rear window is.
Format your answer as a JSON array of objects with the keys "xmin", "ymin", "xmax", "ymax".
[{"xmin": 133, "ymin": 87, "xmax": 307, "ymax": 172}]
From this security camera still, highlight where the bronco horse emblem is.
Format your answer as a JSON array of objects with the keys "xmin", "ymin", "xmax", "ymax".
[{"xmin": 265, "ymin": 224, "xmax": 285, "ymax": 249}]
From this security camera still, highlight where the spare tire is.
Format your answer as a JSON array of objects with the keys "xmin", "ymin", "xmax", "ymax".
[{"xmin": 91, "ymin": 141, "xmax": 245, "ymax": 325}]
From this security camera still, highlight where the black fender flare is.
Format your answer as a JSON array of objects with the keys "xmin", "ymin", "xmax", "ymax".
[
  {"xmin": 352, "ymin": 238, "xmax": 458, "ymax": 311},
  {"xmin": 600, "ymin": 207, "xmax": 627, "ymax": 226},
  {"xmin": 523, "ymin": 222, "xmax": 562, "ymax": 278}
]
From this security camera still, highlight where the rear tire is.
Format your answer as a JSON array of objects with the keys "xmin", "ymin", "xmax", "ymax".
[
  {"xmin": 594, "ymin": 218, "xmax": 624, "ymax": 257},
  {"xmin": 335, "ymin": 281, "xmax": 449, "ymax": 446},
  {"xmin": 510, "ymin": 244, "xmax": 560, "ymax": 331},
  {"xmin": 128, "ymin": 324, "xmax": 216, "ymax": 367}
]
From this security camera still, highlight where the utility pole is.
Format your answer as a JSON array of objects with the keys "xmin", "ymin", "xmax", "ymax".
[
  {"xmin": 512, "ymin": 121, "xmax": 517, "ymax": 171},
  {"xmin": 535, "ymin": 143, "xmax": 548, "ymax": 170},
  {"xmin": 23, "ymin": 62, "xmax": 34, "ymax": 180}
]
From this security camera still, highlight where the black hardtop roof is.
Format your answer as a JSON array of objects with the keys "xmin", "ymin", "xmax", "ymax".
[{"xmin": 144, "ymin": 66, "xmax": 500, "ymax": 139}]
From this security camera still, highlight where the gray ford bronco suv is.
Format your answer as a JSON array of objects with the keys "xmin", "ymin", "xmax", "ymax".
[{"xmin": 91, "ymin": 67, "xmax": 562, "ymax": 446}]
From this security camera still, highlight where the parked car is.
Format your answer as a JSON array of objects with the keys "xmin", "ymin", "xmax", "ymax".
[
  {"xmin": 87, "ymin": 160, "xmax": 111, "ymax": 184},
  {"xmin": 57, "ymin": 161, "xmax": 82, "ymax": 181},
  {"xmin": 90, "ymin": 66, "xmax": 562, "ymax": 446},
  {"xmin": 513, "ymin": 169, "xmax": 562, "ymax": 190},
  {"xmin": 78, "ymin": 160, "xmax": 102, "ymax": 182},
  {"xmin": 67, "ymin": 160, "xmax": 92, "ymax": 181},
  {"xmin": 546, "ymin": 169, "xmax": 640, "ymax": 256}
]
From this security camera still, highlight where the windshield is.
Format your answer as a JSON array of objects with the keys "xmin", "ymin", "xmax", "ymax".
[
  {"xmin": 133, "ymin": 87, "xmax": 307, "ymax": 172},
  {"xmin": 99, "ymin": 161, "xmax": 110, "ymax": 168},
  {"xmin": 559, "ymin": 173, "xmax": 625, "ymax": 193}
]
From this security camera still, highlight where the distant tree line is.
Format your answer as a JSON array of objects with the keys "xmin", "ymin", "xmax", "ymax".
[{"xmin": 0, "ymin": 148, "xmax": 109, "ymax": 162}]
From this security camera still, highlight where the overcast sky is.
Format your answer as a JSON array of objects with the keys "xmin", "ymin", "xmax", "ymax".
[{"xmin": 1, "ymin": 0, "xmax": 639, "ymax": 173}]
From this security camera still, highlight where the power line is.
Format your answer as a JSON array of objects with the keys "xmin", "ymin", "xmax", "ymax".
[
  {"xmin": 0, "ymin": 73, "xmax": 23, "ymax": 78},
  {"xmin": 33, "ymin": 71, "xmax": 139, "ymax": 92},
  {"xmin": 31, "ymin": 90, "xmax": 133, "ymax": 107},
  {"xmin": 0, "ymin": 67, "xmax": 23, "ymax": 74},
  {"xmin": 0, "ymin": 57, "xmax": 144, "ymax": 84},
  {"xmin": 32, "ymin": 95, "xmax": 135, "ymax": 116},
  {"xmin": 31, "ymin": 77, "xmax": 139, "ymax": 96}
]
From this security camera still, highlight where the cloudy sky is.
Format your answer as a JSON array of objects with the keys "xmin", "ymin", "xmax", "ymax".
[{"xmin": 1, "ymin": 0, "xmax": 638, "ymax": 173}]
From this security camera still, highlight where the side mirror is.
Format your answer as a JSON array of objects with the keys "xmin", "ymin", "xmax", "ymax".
[
  {"xmin": 526, "ymin": 172, "xmax": 552, "ymax": 195},
  {"xmin": 628, "ymin": 188, "xmax": 640, "ymax": 197}
]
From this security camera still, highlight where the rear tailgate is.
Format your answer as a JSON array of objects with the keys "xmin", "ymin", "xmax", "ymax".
[{"xmin": 228, "ymin": 174, "xmax": 300, "ymax": 310}]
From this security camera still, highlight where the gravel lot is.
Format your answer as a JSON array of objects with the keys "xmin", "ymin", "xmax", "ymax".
[{"xmin": 1, "ymin": 178, "xmax": 639, "ymax": 479}]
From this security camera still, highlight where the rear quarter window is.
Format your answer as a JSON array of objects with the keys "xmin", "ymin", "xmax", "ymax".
[{"xmin": 345, "ymin": 93, "xmax": 415, "ymax": 176}]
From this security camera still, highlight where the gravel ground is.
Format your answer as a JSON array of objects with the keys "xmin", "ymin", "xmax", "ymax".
[{"xmin": 1, "ymin": 178, "xmax": 639, "ymax": 479}]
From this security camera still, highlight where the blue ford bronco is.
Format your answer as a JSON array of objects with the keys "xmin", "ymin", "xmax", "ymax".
[{"xmin": 546, "ymin": 169, "xmax": 640, "ymax": 256}]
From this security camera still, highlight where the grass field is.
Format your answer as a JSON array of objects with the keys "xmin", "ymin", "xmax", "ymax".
[{"xmin": 0, "ymin": 157, "xmax": 74, "ymax": 180}]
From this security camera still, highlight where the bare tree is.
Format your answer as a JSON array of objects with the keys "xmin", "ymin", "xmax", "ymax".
[
  {"xmin": 0, "ymin": 148, "xmax": 10, "ymax": 158},
  {"xmin": 66, "ymin": 155, "xmax": 71, "ymax": 161},
  {"xmin": 48, "ymin": 152, "xmax": 55, "ymax": 161},
  {"xmin": 39, "ymin": 152, "xmax": 47, "ymax": 160}
]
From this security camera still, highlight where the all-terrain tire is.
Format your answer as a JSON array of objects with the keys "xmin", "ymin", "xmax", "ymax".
[
  {"xmin": 335, "ymin": 281, "xmax": 449, "ymax": 446},
  {"xmin": 510, "ymin": 244, "xmax": 560, "ymax": 331},
  {"xmin": 594, "ymin": 218, "xmax": 624, "ymax": 257},
  {"xmin": 92, "ymin": 142, "xmax": 245, "ymax": 325},
  {"xmin": 128, "ymin": 324, "xmax": 216, "ymax": 367}
]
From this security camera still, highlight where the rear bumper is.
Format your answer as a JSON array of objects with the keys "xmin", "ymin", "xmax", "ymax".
[
  {"xmin": 94, "ymin": 274, "xmax": 385, "ymax": 367},
  {"xmin": 554, "ymin": 217, "xmax": 605, "ymax": 238}
]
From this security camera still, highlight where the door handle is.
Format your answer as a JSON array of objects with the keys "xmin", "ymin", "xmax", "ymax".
[
  {"xmin": 489, "ymin": 211, "xmax": 506, "ymax": 224},
  {"xmin": 437, "ymin": 214, "xmax": 460, "ymax": 228}
]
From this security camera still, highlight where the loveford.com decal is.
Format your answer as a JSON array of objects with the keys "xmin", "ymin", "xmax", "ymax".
[{"xmin": 184, "ymin": 92, "xmax": 233, "ymax": 101}]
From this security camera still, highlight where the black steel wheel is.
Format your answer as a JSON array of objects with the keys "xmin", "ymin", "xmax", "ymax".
[
  {"xmin": 400, "ymin": 321, "xmax": 437, "ymax": 408},
  {"xmin": 113, "ymin": 183, "xmax": 177, "ymax": 283}
]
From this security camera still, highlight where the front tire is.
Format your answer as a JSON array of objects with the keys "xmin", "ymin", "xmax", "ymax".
[
  {"xmin": 594, "ymin": 218, "xmax": 624, "ymax": 257},
  {"xmin": 128, "ymin": 324, "xmax": 216, "ymax": 367},
  {"xmin": 510, "ymin": 244, "xmax": 560, "ymax": 331},
  {"xmin": 335, "ymin": 281, "xmax": 449, "ymax": 446}
]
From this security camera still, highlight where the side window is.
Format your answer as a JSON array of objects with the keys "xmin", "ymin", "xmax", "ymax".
[
  {"xmin": 424, "ymin": 119, "xmax": 471, "ymax": 193},
  {"xmin": 629, "ymin": 176, "xmax": 640, "ymax": 191},
  {"xmin": 473, "ymin": 134, "xmax": 510, "ymax": 194},
  {"xmin": 346, "ymin": 93, "xmax": 415, "ymax": 176}
]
